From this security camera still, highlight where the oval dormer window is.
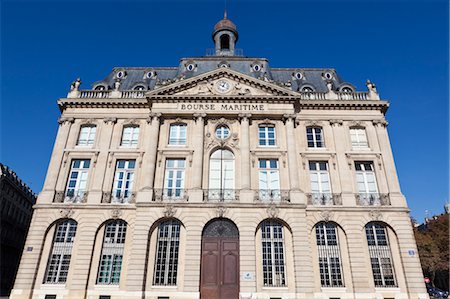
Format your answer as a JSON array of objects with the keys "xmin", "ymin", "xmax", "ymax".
[
  {"xmin": 133, "ymin": 85, "xmax": 146, "ymax": 91},
  {"xmin": 253, "ymin": 64, "xmax": 262, "ymax": 72},
  {"xmin": 116, "ymin": 71, "xmax": 126, "ymax": 79},
  {"xmin": 301, "ymin": 86, "xmax": 314, "ymax": 92},
  {"xmin": 145, "ymin": 71, "xmax": 156, "ymax": 79},
  {"xmin": 293, "ymin": 72, "xmax": 303, "ymax": 80},
  {"xmin": 341, "ymin": 87, "xmax": 353, "ymax": 93},
  {"xmin": 324, "ymin": 72, "xmax": 333, "ymax": 80},
  {"xmin": 94, "ymin": 85, "xmax": 106, "ymax": 91},
  {"xmin": 186, "ymin": 64, "xmax": 196, "ymax": 72}
]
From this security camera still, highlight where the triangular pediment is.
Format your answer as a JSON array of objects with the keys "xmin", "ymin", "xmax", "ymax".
[{"xmin": 147, "ymin": 68, "xmax": 297, "ymax": 97}]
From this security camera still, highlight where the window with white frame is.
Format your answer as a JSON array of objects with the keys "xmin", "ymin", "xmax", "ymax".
[
  {"xmin": 65, "ymin": 160, "xmax": 90, "ymax": 202},
  {"xmin": 77, "ymin": 125, "xmax": 96, "ymax": 146},
  {"xmin": 258, "ymin": 125, "xmax": 276, "ymax": 146},
  {"xmin": 309, "ymin": 161, "xmax": 332, "ymax": 204},
  {"xmin": 258, "ymin": 159, "xmax": 280, "ymax": 200},
  {"xmin": 153, "ymin": 219, "xmax": 181, "ymax": 286},
  {"xmin": 215, "ymin": 125, "xmax": 230, "ymax": 140},
  {"xmin": 208, "ymin": 149, "xmax": 235, "ymax": 200},
  {"xmin": 350, "ymin": 128, "xmax": 369, "ymax": 149},
  {"xmin": 164, "ymin": 159, "xmax": 185, "ymax": 199},
  {"xmin": 261, "ymin": 220, "xmax": 286, "ymax": 287},
  {"xmin": 44, "ymin": 220, "xmax": 77, "ymax": 284},
  {"xmin": 315, "ymin": 222, "xmax": 344, "ymax": 287},
  {"xmin": 169, "ymin": 124, "xmax": 187, "ymax": 145},
  {"xmin": 365, "ymin": 223, "xmax": 397, "ymax": 287},
  {"xmin": 121, "ymin": 125, "xmax": 139, "ymax": 148},
  {"xmin": 112, "ymin": 160, "xmax": 135, "ymax": 203},
  {"xmin": 97, "ymin": 220, "xmax": 127, "ymax": 284},
  {"xmin": 355, "ymin": 162, "xmax": 379, "ymax": 204},
  {"xmin": 307, "ymin": 127, "xmax": 324, "ymax": 148}
]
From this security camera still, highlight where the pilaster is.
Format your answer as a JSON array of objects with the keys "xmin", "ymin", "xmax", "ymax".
[
  {"xmin": 190, "ymin": 113, "xmax": 206, "ymax": 202},
  {"xmin": 284, "ymin": 114, "xmax": 303, "ymax": 203}
]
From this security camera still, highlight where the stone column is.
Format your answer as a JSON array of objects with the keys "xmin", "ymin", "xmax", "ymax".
[
  {"xmin": 90, "ymin": 117, "xmax": 117, "ymax": 204},
  {"xmin": 190, "ymin": 113, "xmax": 206, "ymax": 202},
  {"xmin": 239, "ymin": 113, "xmax": 254, "ymax": 203},
  {"xmin": 40, "ymin": 117, "xmax": 74, "ymax": 203},
  {"xmin": 284, "ymin": 114, "xmax": 303, "ymax": 203},
  {"xmin": 373, "ymin": 119, "xmax": 406, "ymax": 207},
  {"xmin": 136, "ymin": 113, "xmax": 161, "ymax": 203}
]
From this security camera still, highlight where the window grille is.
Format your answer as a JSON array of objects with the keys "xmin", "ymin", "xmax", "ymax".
[
  {"xmin": 315, "ymin": 222, "xmax": 344, "ymax": 287},
  {"xmin": 306, "ymin": 127, "xmax": 324, "ymax": 148},
  {"xmin": 164, "ymin": 159, "xmax": 185, "ymax": 199},
  {"xmin": 65, "ymin": 159, "xmax": 90, "ymax": 202},
  {"xmin": 309, "ymin": 161, "xmax": 332, "ymax": 204},
  {"xmin": 350, "ymin": 128, "xmax": 369, "ymax": 149},
  {"xmin": 97, "ymin": 220, "xmax": 127, "ymax": 284},
  {"xmin": 44, "ymin": 220, "xmax": 77, "ymax": 284},
  {"xmin": 258, "ymin": 159, "xmax": 280, "ymax": 201},
  {"xmin": 153, "ymin": 220, "xmax": 181, "ymax": 286},
  {"xmin": 261, "ymin": 220, "xmax": 286, "ymax": 287},
  {"xmin": 112, "ymin": 160, "xmax": 135, "ymax": 203},
  {"xmin": 77, "ymin": 125, "xmax": 96, "ymax": 146},
  {"xmin": 121, "ymin": 126, "xmax": 140, "ymax": 147},
  {"xmin": 365, "ymin": 223, "xmax": 397, "ymax": 287},
  {"xmin": 169, "ymin": 124, "xmax": 187, "ymax": 145},
  {"xmin": 259, "ymin": 125, "xmax": 276, "ymax": 146}
]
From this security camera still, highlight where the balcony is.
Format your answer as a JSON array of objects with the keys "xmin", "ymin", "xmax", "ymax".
[
  {"xmin": 204, "ymin": 189, "xmax": 237, "ymax": 202},
  {"xmin": 153, "ymin": 189, "xmax": 188, "ymax": 202},
  {"xmin": 102, "ymin": 191, "xmax": 135, "ymax": 204},
  {"xmin": 306, "ymin": 193, "xmax": 342, "ymax": 206},
  {"xmin": 356, "ymin": 193, "xmax": 390, "ymax": 206},
  {"xmin": 255, "ymin": 189, "xmax": 290, "ymax": 203},
  {"xmin": 54, "ymin": 190, "xmax": 87, "ymax": 203}
]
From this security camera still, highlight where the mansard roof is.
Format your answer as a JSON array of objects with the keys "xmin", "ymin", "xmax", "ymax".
[{"xmin": 90, "ymin": 56, "xmax": 352, "ymax": 93}]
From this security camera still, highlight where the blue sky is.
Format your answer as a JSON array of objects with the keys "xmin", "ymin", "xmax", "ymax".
[{"xmin": 1, "ymin": 0, "xmax": 448, "ymax": 221}]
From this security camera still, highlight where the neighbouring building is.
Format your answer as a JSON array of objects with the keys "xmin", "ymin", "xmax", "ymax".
[
  {"xmin": 1, "ymin": 163, "xmax": 36, "ymax": 298},
  {"xmin": 11, "ymin": 13, "xmax": 428, "ymax": 299}
]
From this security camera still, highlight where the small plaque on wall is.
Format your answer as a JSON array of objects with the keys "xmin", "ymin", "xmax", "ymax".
[{"xmin": 242, "ymin": 272, "xmax": 255, "ymax": 281}]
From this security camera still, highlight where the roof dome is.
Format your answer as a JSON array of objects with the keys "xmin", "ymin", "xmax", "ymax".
[{"xmin": 212, "ymin": 11, "xmax": 238, "ymax": 40}]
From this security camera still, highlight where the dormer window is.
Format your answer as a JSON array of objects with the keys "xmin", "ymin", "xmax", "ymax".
[
  {"xmin": 220, "ymin": 34, "xmax": 230, "ymax": 50},
  {"xmin": 252, "ymin": 64, "xmax": 262, "ymax": 72},
  {"xmin": 116, "ymin": 71, "xmax": 126, "ymax": 79},
  {"xmin": 301, "ymin": 86, "xmax": 314, "ymax": 92},
  {"xmin": 341, "ymin": 87, "xmax": 353, "ymax": 93},
  {"xmin": 94, "ymin": 85, "xmax": 106, "ymax": 91},
  {"xmin": 186, "ymin": 63, "xmax": 196, "ymax": 72},
  {"xmin": 133, "ymin": 85, "xmax": 146, "ymax": 91}
]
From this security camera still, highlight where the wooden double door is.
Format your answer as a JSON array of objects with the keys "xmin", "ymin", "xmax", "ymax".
[{"xmin": 200, "ymin": 220, "xmax": 239, "ymax": 299}]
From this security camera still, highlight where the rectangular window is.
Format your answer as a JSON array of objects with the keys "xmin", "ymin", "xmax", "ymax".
[
  {"xmin": 258, "ymin": 159, "xmax": 280, "ymax": 201},
  {"xmin": 350, "ymin": 128, "xmax": 368, "ymax": 149},
  {"xmin": 77, "ymin": 125, "xmax": 96, "ymax": 146},
  {"xmin": 355, "ymin": 162, "xmax": 379, "ymax": 205},
  {"xmin": 169, "ymin": 124, "xmax": 187, "ymax": 145},
  {"xmin": 259, "ymin": 125, "xmax": 276, "ymax": 146},
  {"xmin": 163, "ymin": 159, "xmax": 185, "ymax": 199},
  {"xmin": 261, "ymin": 221, "xmax": 286, "ymax": 287},
  {"xmin": 307, "ymin": 127, "xmax": 324, "ymax": 148},
  {"xmin": 121, "ymin": 126, "xmax": 139, "ymax": 147},
  {"xmin": 316, "ymin": 223, "xmax": 344, "ymax": 287},
  {"xmin": 45, "ymin": 295, "xmax": 57, "ymax": 299},
  {"xmin": 112, "ymin": 160, "xmax": 135, "ymax": 203},
  {"xmin": 65, "ymin": 159, "xmax": 90, "ymax": 203},
  {"xmin": 153, "ymin": 220, "xmax": 180, "ymax": 286},
  {"xmin": 309, "ymin": 161, "xmax": 332, "ymax": 205}
]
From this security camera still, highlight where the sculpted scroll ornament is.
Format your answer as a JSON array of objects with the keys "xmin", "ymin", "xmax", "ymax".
[
  {"xmin": 320, "ymin": 211, "xmax": 334, "ymax": 222},
  {"xmin": 59, "ymin": 208, "xmax": 74, "ymax": 218},
  {"xmin": 266, "ymin": 203, "xmax": 279, "ymax": 218},
  {"xmin": 111, "ymin": 208, "xmax": 122, "ymax": 219},
  {"xmin": 369, "ymin": 210, "xmax": 383, "ymax": 221},
  {"xmin": 163, "ymin": 205, "xmax": 177, "ymax": 218}
]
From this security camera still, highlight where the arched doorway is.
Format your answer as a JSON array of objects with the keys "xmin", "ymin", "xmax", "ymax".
[{"xmin": 200, "ymin": 218, "xmax": 239, "ymax": 299}]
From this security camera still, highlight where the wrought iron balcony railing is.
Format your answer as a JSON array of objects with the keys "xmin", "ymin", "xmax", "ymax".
[
  {"xmin": 102, "ymin": 191, "xmax": 135, "ymax": 204},
  {"xmin": 54, "ymin": 190, "xmax": 88, "ymax": 203},
  {"xmin": 306, "ymin": 193, "xmax": 342, "ymax": 206},
  {"xmin": 153, "ymin": 189, "xmax": 188, "ymax": 202},
  {"xmin": 204, "ymin": 189, "xmax": 237, "ymax": 202},
  {"xmin": 356, "ymin": 193, "xmax": 390, "ymax": 206},
  {"xmin": 255, "ymin": 189, "xmax": 290, "ymax": 202}
]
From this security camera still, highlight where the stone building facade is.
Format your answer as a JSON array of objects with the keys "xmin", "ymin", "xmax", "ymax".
[
  {"xmin": 11, "ymin": 14, "xmax": 427, "ymax": 299},
  {"xmin": 1, "ymin": 163, "xmax": 36, "ymax": 298}
]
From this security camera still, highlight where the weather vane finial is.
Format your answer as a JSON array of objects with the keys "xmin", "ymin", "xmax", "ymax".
[{"xmin": 224, "ymin": 0, "xmax": 228, "ymax": 19}]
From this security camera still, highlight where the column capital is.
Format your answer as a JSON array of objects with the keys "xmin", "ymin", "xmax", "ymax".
[
  {"xmin": 146, "ymin": 112, "xmax": 162, "ymax": 123},
  {"xmin": 329, "ymin": 119, "xmax": 343, "ymax": 126},
  {"xmin": 372, "ymin": 119, "xmax": 388, "ymax": 127},
  {"xmin": 238, "ymin": 113, "xmax": 252, "ymax": 121},
  {"xmin": 193, "ymin": 113, "xmax": 207, "ymax": 121},
  {"xmin": 58, "ymin": 117, "xmax": 74, "ymax": 125},
  {"xmin": 103, "ymin": 117, "xmax": 117, "ymax": 125}
]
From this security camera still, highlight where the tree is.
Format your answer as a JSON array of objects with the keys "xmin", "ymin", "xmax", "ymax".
[{"xmin": 413, "ymin": 213, "xmax": 449, "ymax": 291}]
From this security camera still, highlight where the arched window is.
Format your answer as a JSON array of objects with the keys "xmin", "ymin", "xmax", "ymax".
[
  {"xmin": 44, "ymin": 220, "xmax": 77, "ymax": 284},
  {"xmin": 97, "ymin": 220, "xmax": 127, "ymax": 284},
  {"xmin": 208, "ymin": 149, "xmax": 235, "ymax": 200},
  {"xmin": 220, "ymin": 34, "xmax": 230, "ymax": 50},
  {"xmin": 315, "ymin": 222, "xmax": 344, "ymax": 287},
  {"xmin": 77, "ymin": 125, "xmax": 96, "ymax": 146},
  {"xmin": 365, "ymin": 222, "xmax": 397, "ymax": 287},
  {"xmin": 153, "ymin": 219, "xmax": 181, "ymax": 286},
  {"xmin": 260, "ymin": 220, "xmax": 286, "ymax": 287}
]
